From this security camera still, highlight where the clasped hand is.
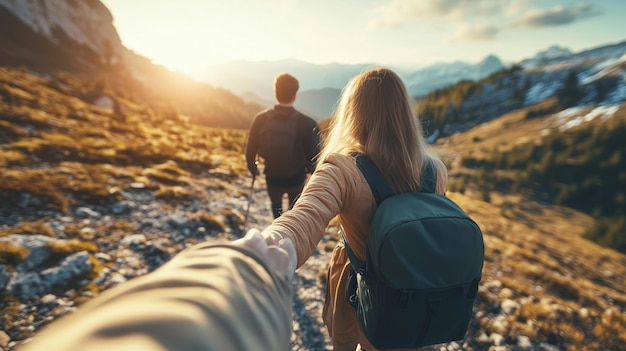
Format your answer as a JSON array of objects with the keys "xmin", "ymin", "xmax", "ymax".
[{"xmin": 233, "ymin": 229, "xmax": 297, "ymax": 280}]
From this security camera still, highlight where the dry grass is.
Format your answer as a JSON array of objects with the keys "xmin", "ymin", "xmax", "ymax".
[
  {"xmin": 0, "ymin": 68, "xmax": 249, "ymax": 219},
  {"xmin": 0, "ymin": 242, "xmax": 29, "ymax": 266},
  {"xmin": 45, "ymin": 239, "xmax": 98, "ymax": 256},
  {"xmin": 0, "ymin": 219, "xmax": 56, "ymax": 238}
]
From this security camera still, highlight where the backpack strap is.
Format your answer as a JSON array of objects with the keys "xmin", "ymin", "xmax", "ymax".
[
  {"xmin": 421, "ymin": 159, "xmax": 437, "ymax": 194},
  {"xmin": 354, "ymin": 153, "xmax": 395, "ymax": 206},
  {"xmin": 341, "ymin": 153, "xmax": 394, "ymax": 272},
  {"xmin": 340, "ymin": 227, "xmax": 364, "ymax": 272},
  {"xmin": 354, "ymin": 153, "xmax": 438, "ymax": 199}
]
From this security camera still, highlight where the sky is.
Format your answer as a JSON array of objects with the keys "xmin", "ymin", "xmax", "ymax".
[{"xmin": 101, "ymin": 0, "xmax": 626, "ymax": 76}]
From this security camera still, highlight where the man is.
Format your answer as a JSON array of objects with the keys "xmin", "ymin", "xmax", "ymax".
[{"xmin": 245, "ymin": 73, "xmax": 320, "ymax": 218}]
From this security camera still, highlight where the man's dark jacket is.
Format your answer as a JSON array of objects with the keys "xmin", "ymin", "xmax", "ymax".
[{"xmin": 245, "ymin": 105, "xmax": 320, "ymax": 186}]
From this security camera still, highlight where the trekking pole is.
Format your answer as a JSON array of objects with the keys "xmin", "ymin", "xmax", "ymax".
[{"xmin": 243, "ymin": 169, "xmax": 257, "ymax": 232}]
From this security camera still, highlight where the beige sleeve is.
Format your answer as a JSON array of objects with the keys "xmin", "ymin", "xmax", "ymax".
[
  {"xmin": 19, "ymin": 242, "xmax": 293, "ymax": 351},
  {"xmin": 264, "ymin": 154, "xmax": 350, "ymax": 268}
]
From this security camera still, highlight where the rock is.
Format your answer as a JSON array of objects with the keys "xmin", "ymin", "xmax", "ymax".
[
  {"xmin": 489, "ymin": 332, "xmax": 505, "ymax": 346},
  {"xmin": 499, "ymin": 287, "xmax": 514, "ymax": 299},
  {"xmin": 501, "ymin": 299, "xmax": 520, "ymax": 314},
  {"xmin": 0, "ymin": 265, "xmax": 11, "ymax": 291},
  {"xmin": 109, "ymin": 273, "xmax": 127, "ymax": 285},
  {"xmin": 111, "ymin": 201, "xmax": 135, "ymax": 214},
  {"xmin": 37, "ymin": 294, "xmax": 60, "ymax": 314},
  {"xmin": 0, "ymin": 235, "xmax": 56, "ymax": 271},
  {"xmin": 538, "ymin": 343, "xmax": 560, "ymax": 351},
  {"xmin": 477, "ymin": 332, "xmax": 490, "ymax": 343},
  {"xmin": 491, "ymin": 315, "xmax": 509, "ymax": 334},
  {"xmin": 18, "ymin": 193, "xmax": 42, "ymax": 209},
  {"xmin": 7, "ymin": 272, "xmax": 46, "ymax": 299},
  {"xmin": 40, "ymin": 252, "xmax": 92, "ymax": 290},
  {"xmin": 75, "ymin": 207, "xmax": 101, "ymax": 218},
  {"xmin": 95, "ymin": 252, "xmax": 112, "ymax": 262},
  {"xmin": 518, "ymin": 335, "xmax": 533, "ymax": 349},
  {"xmin": 167, "ymin": 212, "xmax": 191, "ymax": 228},
  {"xmin": 120, "ymin": 234, "xmax": 147, "ymax": 246},
  {"xmin": 80, "ymin": 227, "xmax": 96, "ymax": 240},
  {"xmin": 40, "ymin": 294, "xmax": 57, "ymax": 304}
]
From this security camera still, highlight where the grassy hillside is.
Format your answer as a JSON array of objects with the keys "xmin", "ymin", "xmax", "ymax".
[
  {"xmin": 0, "ymin": 66, "xmax": 249, "ymax": 220},
  {"xmin": 0, "ymin": 66, "xmax": 625, "ymax": 349},
  {"xmin": 436, "ymin": 97, "xmax": 626, "ymax": 253}
]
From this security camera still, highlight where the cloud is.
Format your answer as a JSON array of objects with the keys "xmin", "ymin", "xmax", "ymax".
[
  {"xmin": 509, "ymin": 3, "xmax": 603, "ymax": 28},
  {"xmin": 448, "ymin": 24, "xmax": 501, "ymax": 42},
  {"xmin": 367, "ymin": 0, "xmax": 604, "ymax": 42},
  {"xmin": 369, "ymin": 0, "xmax": 510, "ymax": 29}
]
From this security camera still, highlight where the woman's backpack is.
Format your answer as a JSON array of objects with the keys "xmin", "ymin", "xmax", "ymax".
[{"xmin": 343, "ymin": 154, "xmax": 484, "ymax": 349}]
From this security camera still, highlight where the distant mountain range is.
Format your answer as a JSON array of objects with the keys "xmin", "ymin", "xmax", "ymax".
[
  {"xmin": 203, "ymin": 40, "xmax": 625, "ymax": 120},
  {"xmin": 199, "ymin": 56, "xmax": 506, "ymax": 119}
]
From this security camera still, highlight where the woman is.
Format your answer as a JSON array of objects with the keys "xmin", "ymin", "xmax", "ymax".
[{"xmin": 263, "ymin": 67, "xmax": 448, "ymax": 350}]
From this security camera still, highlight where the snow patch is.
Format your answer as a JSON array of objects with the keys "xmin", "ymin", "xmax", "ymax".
[
  {"xmin": 557, "ymin": 105, "xmax": 619, "ymax": 130},
  {"xmin": 525, "ymin": 81, "xmax": 561, "ymax": 106},
  {"xmin": 580, "ymin": 54, "xmax": 626, "ymax": 84}
]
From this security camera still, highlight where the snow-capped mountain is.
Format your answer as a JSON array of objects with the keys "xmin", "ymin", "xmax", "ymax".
[
  {"xmin": 404, "ymin": 55, "xmax": 505, "ymax": 97},
  {"xmin": 419, "ymin": 39, "xmax": 626, "ymax": 139},
  {"xmin": 520, "ymin": 45, "xmax": 573, "ymax": 68},
  {"xmin": 521, "ymin": 40, "xmax": 626, "ymax": 107}
]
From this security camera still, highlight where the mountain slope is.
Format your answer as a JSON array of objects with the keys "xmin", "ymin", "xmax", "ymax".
[{"xmin": 0, "ymin": 0, "xmax": 262, "ymax": 130}]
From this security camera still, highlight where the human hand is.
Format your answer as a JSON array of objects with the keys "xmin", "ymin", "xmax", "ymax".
[
  {"xmin": 232, "ymin": 228, "xmax": 296, "ymax": 280},
  {"xmin": 248, "ymin": 161, "xmax": 260, "ymax": 176}
]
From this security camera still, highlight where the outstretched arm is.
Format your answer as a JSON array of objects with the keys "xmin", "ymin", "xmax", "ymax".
[{"xmin": 20, "ymin": 230, "xmax": 296, "ymax": 351}]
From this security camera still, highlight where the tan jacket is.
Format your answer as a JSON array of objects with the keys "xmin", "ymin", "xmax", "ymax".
[
  {"xmin": 20, "ymin": 243, "xmax": 293, "ymax": 351},
  {"xmin": 266, "ymin": 153, "xmax": 445, "ymax": 351},
  {"xmin": 265, "ymin": 153, "xmax": 380, "ymax": 351}
]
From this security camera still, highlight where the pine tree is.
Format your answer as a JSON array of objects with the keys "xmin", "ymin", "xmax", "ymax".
[{"xmin": 557, "ymin": 71, "xmax": 580, "ymax": 108}]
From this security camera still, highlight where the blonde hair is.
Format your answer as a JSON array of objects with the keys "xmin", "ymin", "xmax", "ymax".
[{"xmin": 319, "ymin": 68, "xmax": 447, "ymax": 194}]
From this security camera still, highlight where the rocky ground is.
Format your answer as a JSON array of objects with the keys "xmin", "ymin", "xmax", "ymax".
[
  {"xmin": 1, "ymin": 169, "xmax": 623, "ymax": 351},
  {"xmin": 0, "ymin": 172, "xmax": 336, "ymax": 351}
]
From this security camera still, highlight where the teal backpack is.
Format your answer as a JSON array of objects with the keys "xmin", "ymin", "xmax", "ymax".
[{"xmin": 343, "ymin": 154, "xmax": 484, "ymax": 349}]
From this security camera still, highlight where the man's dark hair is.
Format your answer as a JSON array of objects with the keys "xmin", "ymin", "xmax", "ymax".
[{"xmin": 274, "ymin": 73, "xmax": 299, "ymax": 103}]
